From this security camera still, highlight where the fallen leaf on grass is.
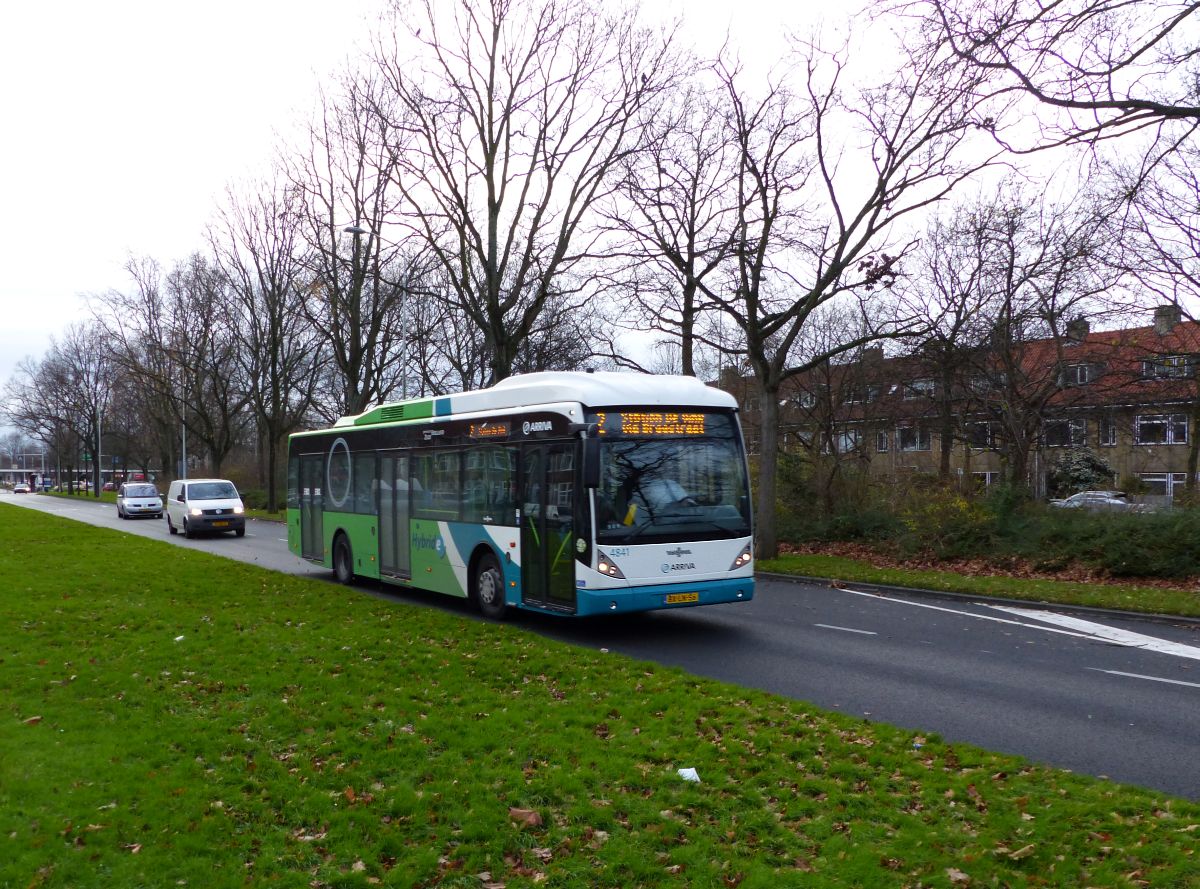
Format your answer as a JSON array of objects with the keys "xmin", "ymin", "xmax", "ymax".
[
  {"xmin": 125, "ymin": 843, "xmax": 142, "ymax": 854},
  {"xmin": 1009, "ymin": 844, "xmax": 1035, "ymax": 860},
  {"xmin": 351, "ymin": 860, "xmax": 365, "ymax": 873},
  {"xmin": 22, "ymin": 716, "xmax": 42, "ymax": 726},
  {"xmin": 508, "ymin": 808, "xmax": 542, "ymax": 828},
  {"xmin": 946, "ymin": 867, "xmax": 970, "ymax": 884}
]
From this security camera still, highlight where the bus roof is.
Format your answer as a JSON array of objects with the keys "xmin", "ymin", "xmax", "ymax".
[{"xmin": 332, "ymin": 371, "xmax": 736, "ymax": 429}]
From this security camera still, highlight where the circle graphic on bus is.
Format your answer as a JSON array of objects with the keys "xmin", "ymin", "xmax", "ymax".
[{"xmin": 326, "ymin": 438, "xmax": 352, "ymax": 509}]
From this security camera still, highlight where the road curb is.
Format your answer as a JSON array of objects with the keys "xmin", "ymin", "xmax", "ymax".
[{"xmin": 757, "ymin": 572, "xmax": 1200, "ymax": 629}]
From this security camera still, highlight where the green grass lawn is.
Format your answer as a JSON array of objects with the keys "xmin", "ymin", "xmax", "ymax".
[
  {"xmin": 2, "ymin": 504, "xmax": 1198, "ymax": 888},
  {"xmin": 760, "ymin": 553, "xmax": 1200, "ymax": 619}
]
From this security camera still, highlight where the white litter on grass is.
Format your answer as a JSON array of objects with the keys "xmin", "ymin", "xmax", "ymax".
[
  {"xmin": 677, "ymin": 767, "xmax": 700, "ymax": 783},
  {"xmin": 174, "ymin": 635, "xmax": 185, "ymax": 642}
]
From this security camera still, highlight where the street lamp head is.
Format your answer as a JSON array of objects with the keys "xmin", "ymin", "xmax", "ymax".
[{"xmin": 343, "ymin": 224, "xmax": 370, "ymax": 235}]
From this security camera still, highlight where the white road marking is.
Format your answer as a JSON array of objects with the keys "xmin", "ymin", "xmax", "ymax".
[
  {"xmin": 837, "ymin": 587, "xmax": 1200, "ymax": 663},
  {"xmin": 838, "ymin": 587, "xmax": 1098, "ymax": 640},
  {"xmin": 989, "ymin": 606, "xmax": 1200, "ymax": 662},
  {"xmin": 814, "ymin": 623, "xmax": 877, "ymax": 635},
  {"xmin": 1088, "ymin": 668, "xmax": 1200, "ymax": 689}
]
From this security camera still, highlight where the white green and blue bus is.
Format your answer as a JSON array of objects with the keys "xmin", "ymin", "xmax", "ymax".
[{"xmin": 286, "ymin": 371, "xmax": 754, "ymax": 617}]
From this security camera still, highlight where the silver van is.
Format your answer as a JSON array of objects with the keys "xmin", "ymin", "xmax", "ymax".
[
  {"xmin": 117, "ymin": 482, "xmax": 163, "ymax": 519},
  {"xmin": 166, "ymin": 478, "xmax": 246, "ymax": 538}
]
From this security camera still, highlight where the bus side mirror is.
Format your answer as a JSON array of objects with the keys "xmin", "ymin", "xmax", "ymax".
[{"xmin": 583, "ymin": 435, "xmax": 600, "ymax": 489}]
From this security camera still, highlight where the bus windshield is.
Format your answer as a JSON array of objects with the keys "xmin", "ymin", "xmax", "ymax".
[{"xmin": 592, "ymin": 412, "xmax": 751, "ymax": 544}]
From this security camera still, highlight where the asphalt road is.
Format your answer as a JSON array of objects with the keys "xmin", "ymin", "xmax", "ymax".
[{"xmin": 6, "ymin": 490, "xmax": 1200, "ymax": 799}]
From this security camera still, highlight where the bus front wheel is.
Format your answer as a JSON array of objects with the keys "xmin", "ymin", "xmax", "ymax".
[
  {"xmin": 333, "ymin": 534, "xmax": 354, "ymax": 585},
  {"xmin": 474, "ymin": 553, "xmax": 507, "ymax": 620}
]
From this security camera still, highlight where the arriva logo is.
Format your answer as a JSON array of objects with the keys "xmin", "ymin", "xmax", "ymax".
[
  {"xmin": 666, "ymin": 547, "xmax": 692, "ymax": 557},
  {"xmin": 661, "ymin": 561, "xmax": 696, "ymax": 573},
  {"xmin": 522, "ymin": 420, "xmax": 553, "ymax": 434},
  {"xmin": 414, "ymin": 532, "xmax": 446, "ymax": 558}
]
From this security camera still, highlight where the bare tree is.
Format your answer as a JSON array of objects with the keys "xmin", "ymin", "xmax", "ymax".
[
  {"xmin": 956, "ymin": 186, "xmax": 1121, "ymax": 490},
  {"xmin": 909, "ymin": 197, "xmax": 1008, "ymax": 480},
  {"xmin": 97, "ymin": 257, "xmax": 192, "ymax": 479},
  {"xmin": 371, "ymin": 0, "xmax": 684, "ymax": 383},
  {"xmin": 99, "ymin": 255, "xmax": 251, "ymax": 476},
  {"xmin": 708, "ymin": 33, "xmax": 1000, "ymax": 557},
  {"xmin": 7, "ymin": 324, "xmax": 115, "ymax": 495},
  {"xmin": 286, "ymin": 72, "xmax": 412, "ymax": 416},
  {"xmin": 1109, "ymin": 141, "xmax": 1200, "ymax": 491},
  {"xmin": 913, "ymin": 0, "xmax": 1200, "ymax": 151},
  {"xmin": 210, "ymin": 177, "xmax": 323, "ymax": 509},
  {"xmin": 602, "ymin": 79, "xmax": 739, "ymax": 376}
]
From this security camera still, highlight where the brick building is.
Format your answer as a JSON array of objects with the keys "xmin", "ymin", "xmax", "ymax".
[{"xmin": 725, "ymin": 306, "xmax": 1200, "ymax": 505}]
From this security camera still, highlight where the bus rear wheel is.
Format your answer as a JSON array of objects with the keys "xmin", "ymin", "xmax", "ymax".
[
  {"xmin": 333, "ymin": 534, "xmax": 354, "ymax": 585},
  {"xmin": 474, "ymin": 553, "xmax": 507, "ymax": 620}
]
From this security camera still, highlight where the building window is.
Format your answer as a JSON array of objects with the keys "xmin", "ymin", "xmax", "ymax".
[
  {"xmin": 1141, "ymin": 355, "xmax": 1194, "ymax": 378},
  {"xmin": 1140, "ymin": 472, "xmax": 1188, "ymax": 497},
  {"xmin": 904, "ymin": 379, "xmax": 936, "ymax": 399},
  {"xmin": 897, "ymin": 425, "xmax": 931, "ymax": 451},
  {"xmin": 1099, "ymin": 415, "xmax": 1117, "ymax": 447},
  {"xmin": 843, "ymin": 385, "xmax": 880, "ymax": 404},
  {"xmin": 1134, "ymin": 413, "xmax": 1189, "ymax": 445},
  {"xmin": 968, "ymin": 421, "xmax": 998, "ymax": 449},
  {"xmin": 797, "ymin": 391, "xmax": 817, "ymax": 409},
  {"xmin": 1043, "ymin": 418, "xmax": 1087, "ymax": 448},
  {"xmin": 824, "ymin": 428, "xmax": 861, "ymax": 454},
  {"xmin": 972, "ymin": 471, "xmax": 1001, "ymax": 489},
  {"xmin": 876, "ymin": 430, "xmax": 889, "ymax": 452},
  {"xmin": 1061, "ymin": 363, "xmax": 1100, "ymax": 386}
]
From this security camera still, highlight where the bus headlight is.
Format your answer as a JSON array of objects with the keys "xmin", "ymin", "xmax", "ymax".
[
  {"xmin": 597, "ymin": 554, "xmax": 625, "ymax": 578},
  {"xmin": 729, "ymin": 544, "xmax": 752, "ymax": 570}
]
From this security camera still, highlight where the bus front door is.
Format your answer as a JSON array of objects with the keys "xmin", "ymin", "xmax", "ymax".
[
  {"xmin": 378, "ymin": 454, "xmax": 410, "ymax": 578},
  {"xmin": 299, "ymin": 454, "xmax": 324, "ymax": 561},
  {"xmin": 520, "ymin": 442, "xmax": 577, "ymax": 612}
]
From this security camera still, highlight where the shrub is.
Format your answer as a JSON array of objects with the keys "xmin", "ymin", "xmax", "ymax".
[{"xmin": 897, "ymin": 485, "xmax": 995, "ymax": 559}]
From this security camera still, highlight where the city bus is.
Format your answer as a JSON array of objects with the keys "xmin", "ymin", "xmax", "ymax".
[{"xmin": 286, "ymin": 371, "xmax": 754, "ymax": 617}]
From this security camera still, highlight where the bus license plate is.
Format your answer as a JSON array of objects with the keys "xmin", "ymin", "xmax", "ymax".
[
  {"xmin": 665, "ymin": 592, "xmax": 699, "ymax": 604},
  {"xmin": 212, "ymin": 521, "xmax": 229, "ymax": 528}
]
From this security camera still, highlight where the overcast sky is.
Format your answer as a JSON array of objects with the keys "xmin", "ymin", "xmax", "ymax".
[{"xmin": 0, "ymin": 0, "xmax": 820, "ymax": 401}]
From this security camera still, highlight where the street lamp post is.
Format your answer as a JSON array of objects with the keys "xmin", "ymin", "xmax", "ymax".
[{"xmin": 343, "ymin": 223, "xmax": 410, "ymax": 400}]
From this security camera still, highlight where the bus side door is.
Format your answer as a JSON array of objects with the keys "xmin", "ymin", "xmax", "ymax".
[
  {"xmin": 378, "ymin": 453, "xmax": 410, "ymax": 578},
  {"xmin": 299, "ymin": 454, "xmax": 324, "ymax": 561},
  {"xmin": 520, "ymin": 442, "xmax": 577, "ymax": 612}
]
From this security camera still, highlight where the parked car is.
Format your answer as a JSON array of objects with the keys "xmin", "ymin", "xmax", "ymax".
[
  {"xmin": 166, "ymin": 478, "xmax": 246, "ymax": 538},
  {"xmin": 1049, "ymin": 490, "xmax": 1146, "ymax": 512},
  {"xmin": 13, "ymin": 483, "xmax": 31, "ymax": 494},
  {"xmin": 117, "ymin": 483, "xmax": 163, "ymax": 519}
]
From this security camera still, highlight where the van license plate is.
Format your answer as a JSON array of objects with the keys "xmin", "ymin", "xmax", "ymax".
[
  {"xmin": 665, "ymin": 592, "xmax": 699, "ymax": 604},
  {"xmin": 212, "ymin": 521, "xmax": 229, "ymax": 528}
]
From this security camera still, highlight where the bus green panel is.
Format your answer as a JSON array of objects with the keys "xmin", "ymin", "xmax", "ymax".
[
  {"xmin": 353, "ymin": 400, "xmax": 434, "ymax": 426},
  {"xmin": 323, "ymin": 512, "xmax": 381, "ymax": 579},
  {"xmin": 410, "ymin": 519, "xmax": 467, "ymax": 598}
]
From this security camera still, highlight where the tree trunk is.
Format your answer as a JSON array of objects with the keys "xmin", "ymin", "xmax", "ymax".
[{"xmin": 756, "ymin": 381, "xmax": 781, "ymax": 559}]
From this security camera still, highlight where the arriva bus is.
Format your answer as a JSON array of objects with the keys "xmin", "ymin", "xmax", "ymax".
[{"xmin": 286, "ymin": 371, "xmax": 754, "ymax": 617}]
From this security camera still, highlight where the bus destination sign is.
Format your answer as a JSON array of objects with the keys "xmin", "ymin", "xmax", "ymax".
[
  {"xmin": 597, "ymin": 411, "xmax": 707, "ymax": 436},
  {"xmin": 468, "ymin": 421, "xmax": 510, "ymax": 439}
]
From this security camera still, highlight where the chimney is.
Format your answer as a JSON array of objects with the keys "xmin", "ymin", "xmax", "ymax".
[
  {"xmin": 1154, "ymin": 304, "xmax": 1182, "ymax": 336},
  {"xmin": 1066, "ymin": 317, "xmax": 1089, "ymax": 342}
]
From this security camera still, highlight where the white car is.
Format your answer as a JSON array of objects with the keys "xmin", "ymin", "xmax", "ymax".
[
  {"xmin": 13, "ymin": 482, "xmax": 31, "ymax": 494},
  {"xmin": 166, "ymin": 478, "xmax": 246, "ymax": 538},
  {"xmin": 116, "ymin": 482, "xmax": 163, "ymax": 519}
]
